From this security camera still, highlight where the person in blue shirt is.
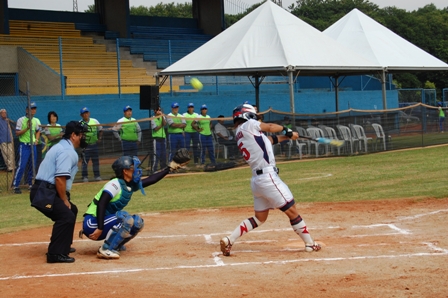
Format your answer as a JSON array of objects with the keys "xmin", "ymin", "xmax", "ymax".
[{"xmin": 30, "ymin": 121, "xmax": 88, "ymax": 264}]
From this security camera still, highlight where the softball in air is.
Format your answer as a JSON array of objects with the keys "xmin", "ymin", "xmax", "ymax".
[{"xmin": 190, "ymin": 77, "xmax": 203, "ymax": 91}]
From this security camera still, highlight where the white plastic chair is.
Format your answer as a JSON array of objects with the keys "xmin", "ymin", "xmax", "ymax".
[
  {"xmin": 337, "ymin": 125, "xmax": 357, "ymax": 154},
  {"xmin": 351, "ymin": 124, "xmax": 372, "ymax": 153},
  {"xmin": 324, "ymin": 126, "xmax": 343, "ymax": 155},
  {"xmin": 296, "ymin": 126, "xmax": 311, "ymax": 155},
  {"xmin": 212, "ymin": 132, "xmax": 228, "ymax": 159},
  {"xmin": 371, "ymin": 123, "xmax": 386, "ymax": 151},
  {"xmin": 318, "ymin": 125, "xmax": 330, "ymax": 138},
  {"xmin": 306, "ymin": 127, "xmax": 328, "ymax": 157}
]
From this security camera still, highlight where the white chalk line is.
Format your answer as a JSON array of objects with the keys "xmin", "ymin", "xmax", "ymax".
[
  {"xmin": 0, "ymin": 226, "xmax": 341, "ymax": 248},
  {"xmin": 1, "ymin": 247, "xmax": 447, "ymax": 281},
  {"xmin": 297, "ymin": 173, "xmax": 333, "ymax": 180}
]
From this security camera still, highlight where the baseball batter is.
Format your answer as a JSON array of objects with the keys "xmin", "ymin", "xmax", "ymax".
[{"xmin": 220, "ymin": 104, "xmax": 321, "ymax": 256}]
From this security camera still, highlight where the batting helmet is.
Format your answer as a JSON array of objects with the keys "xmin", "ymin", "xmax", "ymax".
[
  {"xmin": 233, "ymin": 104, "xmax": 258, "ymax": 123},
  {"xmin": 112, "ymin": 156, "xmax": 134, "ymax": 178}
]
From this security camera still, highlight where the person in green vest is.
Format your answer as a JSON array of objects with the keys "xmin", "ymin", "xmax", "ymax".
[
  {"xmin": 80, "ymin": 107, "xmax": 103, "ymax": 182},
  {"xmin": 166, "ymin": 102, "xmax": 186, "ymax": 162},
  {"xmin": 197, "ymin": 104, "xmax": 216, "ymax": 165},
  {"xmin": 113, "ymin": 105, "xmax": 141, "ymax": 157},
  {"xmin": 12, "ymin": 102, "xmax": 41, "ymax": 194},
  {"xmin": 81, "ymin": 153, "xmax": 189, "ymax": 259},
  {"xmin": 438, "ymin": 102, "xmax": 445, "ymax": 133},
  {"xmin": 44, "ymin": 111, "xmax": 63, "ymax": 150},
  {"xmin": 183, "ymin": 102, "xmax": 201, "ymax": 165},
  {"xmin": 151, "ymin": 106, "xmax": 167, "ymax": 171}
]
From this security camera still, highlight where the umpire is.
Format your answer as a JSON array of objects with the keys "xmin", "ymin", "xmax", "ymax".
[{"xmin": 30, "ymin": 121, "xmax": 88, "ymax": 263}]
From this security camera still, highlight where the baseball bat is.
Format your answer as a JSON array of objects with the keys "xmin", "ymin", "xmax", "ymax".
[{"xmin": 299, "ymin": 136, "xmax": 345, "ymax": 147}]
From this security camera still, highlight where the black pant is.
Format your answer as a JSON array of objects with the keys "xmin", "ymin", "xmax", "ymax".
[{"xmin": 30, "ymin": 183, "xmax": 78, "ymax": 255}]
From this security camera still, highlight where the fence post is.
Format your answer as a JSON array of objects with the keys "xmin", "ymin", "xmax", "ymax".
[{"xmin": 58, "ymin": 37, "xmax": 65, "ymax": 100}]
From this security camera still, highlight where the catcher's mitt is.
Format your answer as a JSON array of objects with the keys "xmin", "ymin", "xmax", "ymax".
[{"xmin": 169, "ymin": 148, "xmax": 191, "ymax": 170}]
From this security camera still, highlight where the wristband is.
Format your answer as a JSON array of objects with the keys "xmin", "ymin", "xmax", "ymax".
[
  {"xmin": 271, "ymin": 135, "xmax": 279, "ymax": 144},
  {"xmin": 282, "ymin": 126, "xmax": 293, "ymax": 138}
]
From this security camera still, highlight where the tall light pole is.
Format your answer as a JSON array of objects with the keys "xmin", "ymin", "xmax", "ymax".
[{"xmin": 73, "ymin": 0, "xmax": 78, "ymax": 12}]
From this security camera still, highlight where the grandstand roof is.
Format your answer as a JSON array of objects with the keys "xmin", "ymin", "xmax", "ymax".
[
  {"xmin": 159, "ymin": 1, "xmax": 382, "ymax": 77},
  {"xmin": 323, "ymin": 8, "xmax": 448, "ymax": 71}
]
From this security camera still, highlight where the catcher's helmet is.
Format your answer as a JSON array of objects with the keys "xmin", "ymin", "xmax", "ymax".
[
  {"xmin": 112, "ymin": 156, "xmax": 134, "ymax": 178},
  {"xmin": 232, "ymin": 104, "xmax": 258, "ymax": 123}
]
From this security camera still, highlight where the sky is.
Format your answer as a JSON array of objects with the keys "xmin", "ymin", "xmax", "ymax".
[{"xmin": 7, "ymin": 0, "xmax": 448, "ymax": 13}]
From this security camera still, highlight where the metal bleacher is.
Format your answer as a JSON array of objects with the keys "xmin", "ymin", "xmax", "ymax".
[
  {"xmin": 119, "ymin": 26, "xmax": 212, "ymax": 69},
  {"xmin": 1, "ymin": 20, "xmax": 155, "ymax": 95}
]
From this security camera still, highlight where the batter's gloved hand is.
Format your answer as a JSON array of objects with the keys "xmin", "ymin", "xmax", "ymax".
[{"xmin": 169, "ymin": 148, "xmax": 191, "ymax": 171}]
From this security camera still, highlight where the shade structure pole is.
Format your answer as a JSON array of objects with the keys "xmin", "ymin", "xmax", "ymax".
[
  {"xmin": 382, "ymin": 69, "xmax": 387, "ymax": 110},
  {"xmin": 334, "ymin": 75, "xmax": 339, "ymax": 112},
  {"xmin": 288, "ymin": 70, "xmax": 295, "ymax": 114},
  {"xmin": 288, "ymin": 69, "xmax": 296, "ymax": 128},
  {"xmin": 255, "ymin": 75, "xmax": 260, "ymax": 108}
]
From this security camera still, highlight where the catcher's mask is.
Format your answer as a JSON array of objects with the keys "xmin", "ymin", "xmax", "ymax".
[
  {"xmin": 112, "ymin": 156, "xmax": 145, "ymax": 195},
  {"xmin": 112, "ymin": 156, "xmax": 134, "ymax": 179},
  {"xmin": 233, "ymin": 104, "xmax": 258, "ymax": 123}
]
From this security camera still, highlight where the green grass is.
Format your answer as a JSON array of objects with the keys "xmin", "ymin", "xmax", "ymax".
[{"xmin": 1, "ymin": 145, "xmax": 447, "ymax": 234}]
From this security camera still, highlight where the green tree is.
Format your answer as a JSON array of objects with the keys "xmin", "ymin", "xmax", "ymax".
[
  {"xmin": 133, "ymin": 2, "xmax": 193, "ymax": 18},
  {"xmin": 84, "ymin": 4, "xmax": 94, "ymax": 13}
]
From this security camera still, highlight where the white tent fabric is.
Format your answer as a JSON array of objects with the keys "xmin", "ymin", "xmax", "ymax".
[
  {"xmin": 323, "ymin": 8, "xmax": 448, "ymax": 71},
  {"xmin": 160, "ymin": 1, "xmax": 382, "ymax": 77}
]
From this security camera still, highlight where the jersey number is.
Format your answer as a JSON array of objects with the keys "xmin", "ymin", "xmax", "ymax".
[{"xmin": 238, "ymin": 142, "xmax": 250, "ymax": 160}]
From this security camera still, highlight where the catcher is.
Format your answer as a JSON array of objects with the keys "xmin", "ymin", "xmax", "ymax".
[{"xmin": 80, "ymin": 148, "xmax": 190, "ymax": 259}]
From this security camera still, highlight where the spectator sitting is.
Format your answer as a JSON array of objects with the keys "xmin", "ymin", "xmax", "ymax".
[{"xmin": 214, "ymin": 115, "xmax": 239, "ymax": 160}]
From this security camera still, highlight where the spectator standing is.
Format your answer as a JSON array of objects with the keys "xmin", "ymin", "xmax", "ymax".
[
  {"xmin": 44, "ymin": 111, "xmax": 63, "ymax": 151},
  {"xmin": 197, "ymin": 104, "xmax": 216, "ymax": 165},
  {"xmin": 113, "ymin": 105, "xmax": 141, "ymax": 157},
  {"xmin": 0, "ymin": 109, "xmax": 15, "ymax": 172},
  {"xmin": 167, "ymin": 102, "xmax": 186, "ymax": 162},
  {"xmin": 214, "ymin": 115, "xmax": 238, "ymax": 160},
  {"xmin": 151, "ymin": 106, "xmax": 167, "ymax": 172},
  {"xmin": 438, "ymin": 102, "xmax": 445, "ymax": 133},
  {"xmin": 183, "ymin": 103, "xmax": 201, "ymax": 165},
  {"xmin": 34, "ymin": 115, "xmax": 44, "ymax": 171},
  {"xmin": 79, "ymin": 107, "xmax": 103, "ymax": 182},
  {"xmin": 30, "ymin": 121, "xmax": 88, "ymax": 263},
  {"xmin": 12, "ymin": 102, "xmax": 40, "ymax": 194}
]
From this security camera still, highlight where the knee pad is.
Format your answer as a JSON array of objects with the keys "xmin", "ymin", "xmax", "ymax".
[{"xmin": 130, "ymin": 214, "xmax": 144, "ymax": 236}]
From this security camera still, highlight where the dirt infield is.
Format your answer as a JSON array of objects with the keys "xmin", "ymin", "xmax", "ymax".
[{"xmin": 1, "ymin": 198, "xmax": 447, "ymax": 297}]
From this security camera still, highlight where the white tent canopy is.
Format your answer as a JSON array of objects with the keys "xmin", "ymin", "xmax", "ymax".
[
  {"xmin": 323, "ymin": 8, "xmax": 448, "ymax": 109},
  {"xmin": 323, "ymin": 8, "xmax": 448, "ymax": 71},
  {"xmin": 160, "ymin": 1, "xmax": 381, "ymax": 77}
]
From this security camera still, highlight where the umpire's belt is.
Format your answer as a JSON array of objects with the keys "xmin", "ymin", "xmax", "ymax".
[
  {"xmin": 255, "ymin": 166, "xmax": 279, "ymax": 176},
  {"xmin": 34, "ymin": 179, "xmax": 56, "ymax": 189}
]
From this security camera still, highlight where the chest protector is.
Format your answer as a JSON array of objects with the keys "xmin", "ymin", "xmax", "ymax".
[{"xmin": 87, "ymin": 178, "xmax": 136, "ymax": 216}]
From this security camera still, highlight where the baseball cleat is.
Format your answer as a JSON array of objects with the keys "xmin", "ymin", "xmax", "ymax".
[
  {"xmin": 305, "ymin": 242, "xmax": 321, "ymax": 252},
  {"xmin": 97, "ymin": 246, "xmax": 120, "ymax": 259},
  {"xmin": 220, "ymin": 236, "xmax": 232, "ymax": 256}
]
